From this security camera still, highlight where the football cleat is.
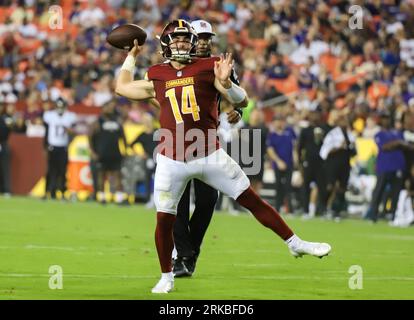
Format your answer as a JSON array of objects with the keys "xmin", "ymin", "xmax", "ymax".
[
  {"xmin": 289, "ymin": 241, "xmax": 331, "ymax": 259},
  {"xmin": 151, "ymin": 277, "xmax": 174, "ymax": 294},
  {"xmin": 173, "ymin": 257, "xmax": 195, "ymax": 278}
]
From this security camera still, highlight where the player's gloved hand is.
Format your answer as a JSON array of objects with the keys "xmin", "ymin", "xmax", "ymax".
[
  {"xmin": 128, "ymin": 39, "xmax": 143, "ymax": 59},
  {"xmin": 227, "ymin": 110, "xmax": 241, "ymax": 124}
]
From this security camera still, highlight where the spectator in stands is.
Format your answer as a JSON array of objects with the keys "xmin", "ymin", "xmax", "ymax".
[
  {"xmin": 24, "ymin": 93, "xmax": 42, "ymax": 125},
  {"xmin": 24, "ymin": 93, "xmax": 44, "ymax": 137},
  {"xmin": 78, "ymin": 0, "xmax": 106, "ymax": 29},
  {"xmin": 297, "ymin": 65, "xmax": 317, "ymax": 90},
  {"xmin": 267, "ymin": 113, "xmax": 296, "ymax": 213},
  {"xmin": 74, "ymin": 73, "xmax": 93, "ymax": 104},
  {"xmin": 69, "ymin": 1, "xmax": 82, "ymax": 24},
  {"xmin": 265, "ymin": 53, "xmax": 290, "ymax": 79},
  {"xmin": 134, "ymin": 0, "xmax": 161, "ymax": 23},
  {"xmin": 91, "ymin": 75, "xmax": 113, "ymax": 107},
  {"xmin": 18, "ymin": 17, "xmax": 38, "ymax": 38},
  {"xmin": 362, "ymin": 115, "xmax": 381, "ymax": 139}
]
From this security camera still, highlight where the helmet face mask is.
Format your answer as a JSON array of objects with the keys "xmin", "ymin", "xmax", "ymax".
[
  {"xmin": 160, "ymin": 20, "xmax": 198, "ymax": 63},
  {"xmin": 56, "ymin": 98, "xmax": 67, "ymax": 115}
]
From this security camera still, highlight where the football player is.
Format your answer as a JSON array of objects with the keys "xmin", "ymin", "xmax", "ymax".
[
  {"xmin": 172, "ymin": 20, "xmax": 246, "ymax": 278},
  {"xmin": 43, "ymin": 98, "xmax": 77, "ymax": 200},
  {"xmin": 115, "ymin": 19, "xmax": 331, "ymax": 294},
  {"xmin": 88, "ymin": 100, "xmax": 128, "ymax": 205}
]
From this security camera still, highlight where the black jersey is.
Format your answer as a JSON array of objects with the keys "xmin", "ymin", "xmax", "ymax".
[
  {"xmin": 94, "ymin": 116, "xmax": 124, "ymax": 160},
  {"xmin": 0, "ymin": 115, "xmax": 12, "ymax": 144}
]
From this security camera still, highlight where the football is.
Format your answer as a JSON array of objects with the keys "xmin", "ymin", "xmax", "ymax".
[{"xmin": 106, "ymin": 24, "xmax": 147, "ymax": 50}]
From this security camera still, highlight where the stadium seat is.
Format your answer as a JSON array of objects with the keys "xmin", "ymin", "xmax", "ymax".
[
  {"xmin": 252, "ymin": 39, "xmax": 268, "ymax": 54},
  {"xmin": 18, "ymin": 39, "xmax": 43, "ymax": 55},
  {"xmin": 267, "ymin": 75, "xmax": 299, "ymax": 95},
  {"xmin": 0, "ymin": 68, "xmax": 11, "ymax": 80},
  {"xmin": 367, "ymin": 82, "xmax": 389, "ymax": 104},
  {"xmin": 319, "ymin": 53, "xmax": 340, "ymax": 78},
  {"xmin": 0, "ymin": 8, "xmax": 10, "ymax": 23},
  {"xmin": 335, "ymin": 73, "xmax": 359, "ymax": 93}
]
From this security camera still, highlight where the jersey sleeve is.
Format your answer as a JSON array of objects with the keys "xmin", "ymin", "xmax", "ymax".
[{"xmin": 146, "ymin": 66, "xmax": 156, "ymax": 81}]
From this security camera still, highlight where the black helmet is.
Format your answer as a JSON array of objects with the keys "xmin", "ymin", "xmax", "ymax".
[
  {"xmin": 159, "ymin": 19, "xmax": 198, "ymax": 62},
  {"xmin": 56, "ymin": 97, "xmax": 67, "ymax": 109}
]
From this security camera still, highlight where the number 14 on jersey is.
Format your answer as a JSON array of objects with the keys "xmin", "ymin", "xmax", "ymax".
[{"xmin": 165, "ymin": 85, "xmax": 200, "ymax": 124}]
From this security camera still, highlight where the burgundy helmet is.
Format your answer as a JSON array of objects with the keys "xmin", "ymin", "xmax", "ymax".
[{"xmin": 159, "ymin": 19, "xmax": 198, "ymax": 62}]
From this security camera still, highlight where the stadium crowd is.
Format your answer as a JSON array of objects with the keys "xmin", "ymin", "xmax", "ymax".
[{"xmin": 1, "ymin": 0, "xmax": 414, "ymax": 226}]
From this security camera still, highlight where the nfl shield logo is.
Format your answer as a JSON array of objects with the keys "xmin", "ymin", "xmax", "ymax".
[{"xmin": 177, "ymin": 71, "xmax": 182, "ymax": 77}]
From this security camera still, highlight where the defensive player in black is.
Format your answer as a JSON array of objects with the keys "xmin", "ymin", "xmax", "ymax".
[
  {"xmin": 297, "ymin": 108, "xmax": 328, "ymax": 217},
  {"xmin": 89, "ymin": 100, "xmax": 128, "ymax": 204},
  {"xmin": 43, "ymin": 98, "xmax": 76, "ymax": 200},
  {"xmin": 0, "ymin": 102, "xmax": 14, "ymax": 196},
  {"xmin": 172, "ymin": 20, "xmax": 248, "ymax": 277}
]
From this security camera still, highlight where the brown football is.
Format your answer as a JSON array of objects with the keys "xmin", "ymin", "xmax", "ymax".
[{"xmin": 106, "ymin": 24, "xmax": 147, "ymax": 50}]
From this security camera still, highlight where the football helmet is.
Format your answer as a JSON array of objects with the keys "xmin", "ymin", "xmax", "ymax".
[{"xmin": 159, "ymin": 19, "xmax": 198, "ymax": 63}]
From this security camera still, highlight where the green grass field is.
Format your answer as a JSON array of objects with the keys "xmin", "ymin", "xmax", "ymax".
[{"xmin": 0, "ymin": 197, "xmax": 413, "ymax": 300}]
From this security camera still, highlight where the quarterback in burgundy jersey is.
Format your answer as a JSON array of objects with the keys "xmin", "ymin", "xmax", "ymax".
[
  {"xmin": 115, "ymin": 19, "xmax": 331, "ymax": 294},
  {"xmin": 147, "ymin": 56, "xmax": 221, "ymax": 160}
]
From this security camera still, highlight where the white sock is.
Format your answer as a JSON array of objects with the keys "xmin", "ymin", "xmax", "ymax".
[
  {"xmin": 285, "ymin": 234, "xmax": 301, "ymax": 248},
  {"xmin": 309, "ymin": 203, "xmax": 316, "ymax": 216},
  {"xmin": 97, "ymin": 191, "xmax": 105, "ymax": 202},
  {"xmin": 161, "ymin": 272, "xmax": 174, "ymax": 281},
  {"xmin": 115, "ymin": 191, "xmax": 124, "ymax": 203},
  {"xmin": 172, "ymin": 247, "xmax": 177, "ymax": 260}
]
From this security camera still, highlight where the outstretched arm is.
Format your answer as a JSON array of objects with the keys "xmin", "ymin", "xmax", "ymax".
[
  {"xmin": 214, "ymin": 53, "xmax": 249, "ymax": 107},
  {"xmin": 115, "ymin": 39, "xmax": 156, "ymax": 101}
]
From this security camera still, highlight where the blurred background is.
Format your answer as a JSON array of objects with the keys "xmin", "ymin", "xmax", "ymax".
[{"xmin": 0, "ymin": 0, "xmax": 413, "ymax": 225}]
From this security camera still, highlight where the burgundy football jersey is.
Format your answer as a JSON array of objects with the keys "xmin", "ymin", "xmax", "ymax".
[{"xmin": 147, "ymin": 57, "xmax": 221, "ymax": 161}]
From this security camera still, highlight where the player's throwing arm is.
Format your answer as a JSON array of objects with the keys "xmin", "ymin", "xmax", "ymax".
[{"xmin": 115, "ymin": 39, "xmax": 156, "ymax": 101}]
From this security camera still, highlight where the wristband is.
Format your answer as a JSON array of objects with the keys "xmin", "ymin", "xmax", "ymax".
[
  {"xmin": 121, "ymin": 55, "xmax": 136, "ymax": 72},
  {"xmin": 226, "ymin": 82, "xmax": 246, "ymax": 104}
]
